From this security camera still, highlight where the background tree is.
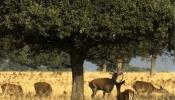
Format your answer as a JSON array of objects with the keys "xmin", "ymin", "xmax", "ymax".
[{"xmin": 0, "ymin": 0, "xmax": 175, "ymax": 100}]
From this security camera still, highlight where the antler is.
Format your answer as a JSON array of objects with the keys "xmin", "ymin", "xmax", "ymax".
[
  {"xmin": 115, "ymin": 67, "xmax": 123, "ymax": 76},
  {"xmin": 111, "ymin": 67, "xmax": 124, "ymax": 85}
]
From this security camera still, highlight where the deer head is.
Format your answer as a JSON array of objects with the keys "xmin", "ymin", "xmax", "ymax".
[{"xmin": 112, "ymin": 67, "xmax": 123, "ymax": 80}]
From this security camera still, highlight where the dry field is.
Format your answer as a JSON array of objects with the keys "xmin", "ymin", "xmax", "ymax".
[{"xmin": 0, "ymin": 71, "xmax": 174, "ymax": 100}]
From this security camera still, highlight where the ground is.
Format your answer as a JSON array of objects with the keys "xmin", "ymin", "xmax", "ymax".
[{"xmin": 0, "ymin": 72, "xmax": 174, "ymax": 100}]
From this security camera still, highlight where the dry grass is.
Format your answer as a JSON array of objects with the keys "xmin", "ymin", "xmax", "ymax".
[{"xmin": 0, "ymin": 71, "xmax": 174, "ymax": 100}]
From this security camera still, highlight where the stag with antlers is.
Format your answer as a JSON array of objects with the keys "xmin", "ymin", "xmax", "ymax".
[{"xmin": 89, "ymin": 68, "xmax": 123, "ymax": 99}]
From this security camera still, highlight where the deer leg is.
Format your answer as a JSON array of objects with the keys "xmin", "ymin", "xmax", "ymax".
[
  {"xmin": 107, "ymin": 93, "xmax": 111, "ymax": 97},
  {"xmin": 91, "ymin": 88, "xmax": 97, "ymax": 99},
  {"xmin": 147, "ymin": 91, "xmax": 152, "ymax": 96},
  {"xmin": 135, "ymin": 89, "xmax": 139, "ymax": 95},
  {"xmin": 103, "ymin": 91, "xmax": 106, "ymax": 98}
]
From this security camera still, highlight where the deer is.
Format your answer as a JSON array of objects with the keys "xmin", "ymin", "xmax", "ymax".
[
  {"xmin": 116, "ymin": 77, "xmax": 135, "ymax": 100},
  {"xmin": 34, "ymin": 82, "xmax": 52, "ymax": 97},
  {"xmin": 1, "ymin": 83, "xmax": 23, "ymax": 96},
  {"xmin": 133, "ymin": 81, "xmax": 169, "ymax": 95},
  {"xmin": 89, "ymin": 68, "xmax": 123, "ymax": 99}
]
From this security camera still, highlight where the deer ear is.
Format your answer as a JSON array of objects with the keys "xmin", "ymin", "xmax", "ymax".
[{"xmin": 122, "ymin": 80, "xmax": 125, "ymax": 84}]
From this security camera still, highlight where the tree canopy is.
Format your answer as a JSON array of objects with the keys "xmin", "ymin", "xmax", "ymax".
[{"xmin": 1, "ymin": 0, "xmax": 174, "ymax": 58}]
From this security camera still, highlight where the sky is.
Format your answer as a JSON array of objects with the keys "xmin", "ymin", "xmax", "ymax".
[{"xmin": 84, "ymin": 54, "xmax": 175, "ymax": 72}]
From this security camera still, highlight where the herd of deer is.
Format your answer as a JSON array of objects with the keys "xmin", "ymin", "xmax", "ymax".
[
  {"xmin": 0, "ymin": 82, "xmax": 52, "ymax": 97},
  {"xmin": 89, "ymin": 69, "xmax": 170, "ymax": 100},
  {"xmin": 0, "ymin": 70, "xmax": 170, "ymax": 100}
]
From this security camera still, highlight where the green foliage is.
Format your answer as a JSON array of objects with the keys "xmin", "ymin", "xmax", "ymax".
[
  {"xmin": 33, "ymin": 50, "xmax": 70, "ymax": 67},
  {"xmin": 3, "ymin": 44, "xmax": 70, "ymax": 69},
  {"xmin": 0, "ymin": 0, "xmax": 175, "ymax": 68},
  {"xmin": 9, "ymin": 45, "xmax": 31, "ymax": 65}
]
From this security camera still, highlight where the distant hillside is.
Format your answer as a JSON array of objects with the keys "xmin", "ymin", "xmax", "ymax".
[
  {"xmin": 125, "ymin": 64, "xmax": 150, "ymax": 72},
  {"xmin": 0, "ymin": 59, "xmax": 32, "ymax": 71},
  {"xmin": 0, "ymin": 59, "xmax": 157, "ymax": 72},
  {"xmin": 0, "ymin": 58, "xmax": 72, "ymax": 71}
]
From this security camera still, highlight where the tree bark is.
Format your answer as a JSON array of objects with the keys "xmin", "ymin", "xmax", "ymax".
[
  {"xmin": 150, "ymin": 55, "xmax": 156, "ymax": 76},
  {"xmin": 102, "ymin": 63, "xmax": 107, "ymax": 72},
  {"xmin": 70, "ymin": 51, "xmax": 85, "ymax": 100},
  {"xmin": 116, "ymin": 59, "xmax": 123, "ymax": 70}
]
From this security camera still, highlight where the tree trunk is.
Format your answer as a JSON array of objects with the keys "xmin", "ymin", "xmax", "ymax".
[
  {"xmin": 116, "ymin": 59, "xmax": 123, "ymax": 70},
  {"xmin": 150, "ymin": 55, "xmax": 156, "ymax": 76},
  {"xmin": 70, "ymin": 52, "xmax": 85, "ymax": 100},
  {"xmin": 102, "ymin": 63, "xmax": 107, "ymax": 72}
]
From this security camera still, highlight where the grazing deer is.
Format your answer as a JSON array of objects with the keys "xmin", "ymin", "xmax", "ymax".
[
  {"xmin": 133, "ymin": 81, "xmax": 169, "ymax": 95},
  {"xmin": 89, "ymin": 69, "xmax": 123, "ymax": 99},
  {"xmin": 1, "ymin": 83, "xmax": 23, "ymax": 96},
  {"xmin": 116, "ymin": 79, "xmax": 135, "ymax": 100},
  {"xmin": 34, "ymin": 82, "xmax": 52, "ymax": 97}
]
